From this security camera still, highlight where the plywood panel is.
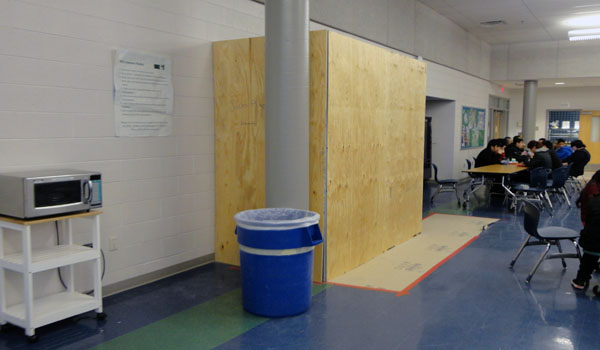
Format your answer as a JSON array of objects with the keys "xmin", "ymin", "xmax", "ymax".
[
  {"xmin": 213, "ymin": 32, "xmax": 328, "ymax": 275},
  {"xmin": 213, "ymin": 38, "xmax": 266, "ymax": 265},
  {"xmin": 308, "ymin": 31, "xmax": 329, "ymax": 282},
  {"xmin": 325, "ymin": 31, "xmax": 427, "ymax": 279},
  {"xmin": 580, "ymin": 111, "xmax": 600, "ymax": 165}
]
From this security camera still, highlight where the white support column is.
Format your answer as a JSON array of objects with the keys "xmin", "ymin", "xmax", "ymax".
[
  {"xmin": 264, "ymin": 0, "xmax": 310, "ymax": 209},
  {"xmin": 522, "ymin": 80, "xmax": 538, "ymax": 141}
]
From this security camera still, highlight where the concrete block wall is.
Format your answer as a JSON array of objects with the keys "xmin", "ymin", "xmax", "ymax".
[
  {"xmin": 310, "ymin": 0, "xmax": 491, "ymax": 81},
  {"xmin": 0, "ymin": 0, "xmax": 265, "ymax": 304},
  {"xmin": 491, "ymin": 39, "xmax": 600, "ymax": 81},
  {"xmin": 426, "ymin": 62, "xmax": 506, "ymax": 179}
]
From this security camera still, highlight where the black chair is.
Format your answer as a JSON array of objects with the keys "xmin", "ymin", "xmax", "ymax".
[
  {"xmin": 546, "ymin": 165, "xmax": 571, "ymax": 207},
  {"xmin": 431, "ymin": 164, "xmax": 460, "ymax": 205},
  {"xmin": 511, "ymin": 167, "xmax": 552, "ymax": 214},
  {"xmin": 464, "ymin": 159, "xmax": 485, "ymax": 196},
  {"xmin": 509, "ymin": 200, "xmax": 581, "ymax": 283}
]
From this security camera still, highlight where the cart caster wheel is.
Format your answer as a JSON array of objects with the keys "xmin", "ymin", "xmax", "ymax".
[
  {"xmin": 593, "ymin": 285, "xmax": 600, "ymax": 296},
  {"xmin": 96, "ymin": 312, "xmax": 107, "ymax": 320},
  {"xmin": 27, "ymin": 334, "xmax": 38, "ymax": 343}
]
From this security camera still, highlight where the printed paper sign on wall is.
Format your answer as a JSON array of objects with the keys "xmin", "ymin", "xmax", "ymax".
[
  {"xmin": 113, "ymin": 49, "xmax": 173, "ymax": 137},
  {"xmin": 461, "ymin": 106, "xmax": 486, "ymax": 149}
]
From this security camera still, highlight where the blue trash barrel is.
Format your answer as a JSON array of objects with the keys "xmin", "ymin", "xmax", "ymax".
[{"xmin": 234, "ymin": 208, "xmax": 323, "ymax": 317}]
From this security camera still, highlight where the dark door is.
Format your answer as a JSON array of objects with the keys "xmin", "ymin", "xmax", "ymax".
[{"xmin": 424, "ymin": 117, "xmax": 432, "ymax": 179}]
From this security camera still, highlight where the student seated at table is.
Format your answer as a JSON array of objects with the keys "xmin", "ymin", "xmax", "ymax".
[
  {"xmin": 554, "ymin": 138, "xmax": 574, "ymax": 160},
  {"xmin": 475, "ymin": 139, "xmax": 504, "ymax": 168},
  {"xmin": 543, "ymin": 140, "xmax": 562, "ymax": 170},
  {"xmin": 525, "ymin": 140, "xmax": 553, "ymax": 170},
  {"xmin": 505, "ymin": 137, "xmax": 529, "ymax": 163},
  {"xmin": 511, "ymin": 141, "xmax": 552, "ymax": 183},
  {"xmin": 564, "ymin": 140, "xmax": 591, "ymax": 177}
]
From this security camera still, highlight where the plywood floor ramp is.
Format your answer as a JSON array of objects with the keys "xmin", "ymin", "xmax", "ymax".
[{"xmin": 330, "ymin": 213, "xmax": 498, "ymax": 295}]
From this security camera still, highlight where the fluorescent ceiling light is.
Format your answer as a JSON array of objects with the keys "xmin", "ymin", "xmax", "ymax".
[
  {"xmin": 574, "ymin": 3, "xmax": 600, "ymax": 8},
  {"xmin": 564, "ymin": 14, "xmax": 600, "ymax": 26},
  {"xmin": 568, "ymin": 28, "xmax": 600, "ymax": 41},
  {"xmin": 569, "ymin": 28, "xmax": 600, "ymax": 35},
  {"xmin": 575, "ymin": 10, "xmax": 600, "ymax": 15},
  {"xmin": 555, "ymin": 82, "xmax": 565, "ymax": 85},
  {"xmin": 569, "ymin": 34, "xmax": 600, "ymax": 41}
]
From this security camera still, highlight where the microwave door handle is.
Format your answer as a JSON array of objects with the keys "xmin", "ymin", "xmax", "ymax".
[{"xmin": 84, "ymin": 180, "xmax": 93, "ymax": 204}]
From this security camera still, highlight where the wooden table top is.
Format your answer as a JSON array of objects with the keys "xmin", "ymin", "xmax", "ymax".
[
  {"xmin": 0, "ymin": 210, "xmax": 102, "ymax": 226},
  {"xmin": 462, "ymin": 164, "xmax": 527, "ymax": 175}
]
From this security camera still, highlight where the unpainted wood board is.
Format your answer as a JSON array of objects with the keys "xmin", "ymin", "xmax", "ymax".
[
  {"xmin": 213, "ymin": 33, "xmax": 328, "ymax": 278},
  {"xmin": 332, "ymin": 214, "xmax": 498, "ymax": 291},
  {"xmin": 580, "ymin": 111, "xmax": 600, "ymax": 165},
  {"xmin": 213, "ymin": 38, "xmax": 266, "ymax": 265},
  {"xmin": 0, "ymin": 211, "xmax": 102, "ymax": 226},
  {"xmin": 309, "ymin": 31, "xmax": 329, "ymax": 282},
  {"xmin": 325, "ymin": 31, "xmax": 427, "ymax": 280}
]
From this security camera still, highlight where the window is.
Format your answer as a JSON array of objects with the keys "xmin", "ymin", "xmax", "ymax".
[{"xmin": 547, "ymin": 110, "xmax": 579, "ymax": 142}]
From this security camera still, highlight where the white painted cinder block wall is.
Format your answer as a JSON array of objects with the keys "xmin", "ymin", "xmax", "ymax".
[
  {"xmin": 0, "ymin": 0, "xmax": 265, "ymax": 304},
  {"xmin": 0, "ymin": 0, "xmax": 502, "ymax": 304}
]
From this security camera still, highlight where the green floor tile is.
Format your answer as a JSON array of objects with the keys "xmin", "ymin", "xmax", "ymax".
[{"xmin": 94, "ymin": 284, "xmax": 329, "ymax": 350}]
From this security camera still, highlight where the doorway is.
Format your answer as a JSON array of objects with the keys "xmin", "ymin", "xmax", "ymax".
[
  {"xmin": 489, "ymin": 96, "xmax": 509, "ymax": 140},
  {"xmin": 580, "ymin": 110, "xmax": 600, "ymax": 164},
  {"xmin": 426, "ymin": 97, "xmax": 456, "ymax": 180},
  {"xmin": 490, "ymin": 109, "xmax": 507, "ymax": 139}
]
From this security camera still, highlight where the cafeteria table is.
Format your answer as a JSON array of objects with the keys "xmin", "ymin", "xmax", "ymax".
[{"xmin": 462, "ymin": 164, "xmax": 527, "ymax": 209}]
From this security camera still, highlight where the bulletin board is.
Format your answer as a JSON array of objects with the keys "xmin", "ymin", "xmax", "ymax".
[{"xmin": 461, "ymin": 106, "xmax": 486, "ymax": 149}]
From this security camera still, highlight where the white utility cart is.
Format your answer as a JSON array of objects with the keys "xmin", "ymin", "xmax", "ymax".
[{"xmin": 0, "ymin": 211, "xmax": 104, "ymax": 342}]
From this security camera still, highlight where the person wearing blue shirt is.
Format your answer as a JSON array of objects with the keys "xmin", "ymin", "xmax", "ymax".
[{"xmin": 554, "ymin": 138, "xmax": 574, "ymax": 160}]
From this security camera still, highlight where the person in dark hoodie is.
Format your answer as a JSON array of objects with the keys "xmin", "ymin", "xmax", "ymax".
[
  {"xmin": 505, "ymin": 137, "xmax": 529, "ymax": 163},
  {"xmin": 475, "ymin": 139, "xmax": 504, "ymax": 168},
  {"xmin": 571, "ymin": 171, "xmax": 600, "ymax": 290},
  {"xmin": 564, "ymin": 140, "xmax": 591, "ymax": 177},
  {"xmin": 525, "ymin": 140, "xmax": 552, "ymax": 170},
  {"xmin": 577, "ymin": 170, "xmax": 600, "ymax": 225},
  {"xmin": 543, "ymin": 140, "xmax": 562, "ymax": 170}
]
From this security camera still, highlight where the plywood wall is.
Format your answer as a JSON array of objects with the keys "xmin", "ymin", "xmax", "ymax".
[
  {"xmin": 213, "ymin": 37, "xmax": 266, "ymax": 265},
  {"xmin": 580, "ymin": 111, "xmax": 600, "ymax": 165},
  {"xmin": 213, "ymin": 31, "xmax": 427, "ymax": 281},
  {"xmin": 325, "ymin": 32, "xmax": 427, "ymax": 280},
  {"xmin": 213, "ymin": 33, "xmax": 329, "ymax": 277},
  {"xmin": 308, "ymin": 31, "xmax": 329, "ymax": 281}
]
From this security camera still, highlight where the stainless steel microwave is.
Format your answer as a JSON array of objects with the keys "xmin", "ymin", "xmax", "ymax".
[{"xmin": 0, "ymin": 169, "xmax": 102, "ymax": 219}]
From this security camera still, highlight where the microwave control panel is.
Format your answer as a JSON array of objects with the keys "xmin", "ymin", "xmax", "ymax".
[{"xmin": 90, "ymin": 174, "xmax": 102, "ymax": 208}]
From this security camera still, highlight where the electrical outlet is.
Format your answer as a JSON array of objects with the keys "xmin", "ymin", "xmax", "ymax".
[{"xmin": 109, "ymin": 236, "xmax": 118, "ymax": 251}]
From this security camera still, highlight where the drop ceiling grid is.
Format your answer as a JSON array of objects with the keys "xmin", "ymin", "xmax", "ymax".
[{"xmin": 419, "ymin": 0, "xmax": 600, "ymax": 43}]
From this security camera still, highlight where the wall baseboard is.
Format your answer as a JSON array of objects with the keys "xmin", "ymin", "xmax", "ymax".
[{"xmin": 103, "ymin": 254, "xmax": 215, "ymax": 297}]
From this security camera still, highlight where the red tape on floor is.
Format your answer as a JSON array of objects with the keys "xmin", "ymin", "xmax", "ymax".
[{"xmin": 324, "ymin": 235, "xmax": 480, "ymax": 297}]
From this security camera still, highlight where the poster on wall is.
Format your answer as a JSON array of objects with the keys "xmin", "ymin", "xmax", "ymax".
[
  {"xmin": 460, "ymin": 106, "xmax": 486, "ymax": 149},
  {"xmin": 113, "ymin": 49, "xmax": 173, "ymax": 137}
]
